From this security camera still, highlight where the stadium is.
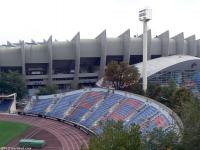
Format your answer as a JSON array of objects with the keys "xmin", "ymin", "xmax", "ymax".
[
  {"xmin": 0, "ymin": 87, "xmax": 183, "ymax": 149},
  {"xmin": 1, "ymin": 28, "xmax": 200, "ymax": 149},
  {"xmin": 0, "ymin": 30, "xmax": 200, "ymax": 94}
]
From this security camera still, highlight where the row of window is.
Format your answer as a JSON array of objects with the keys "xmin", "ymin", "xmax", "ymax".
[
  {"xmin": 149, "ymin": 70, "xmax": 200, "ymax": 90},
  {"xmin": 0, "ymin": 55, "xmax": 162, "ymax": 75}
]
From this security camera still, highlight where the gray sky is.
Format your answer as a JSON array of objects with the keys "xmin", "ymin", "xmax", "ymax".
[{"xmin": 0, "ymin": 0, "xmax": 199, "ymax": 43}]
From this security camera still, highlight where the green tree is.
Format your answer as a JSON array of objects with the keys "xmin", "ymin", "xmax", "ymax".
[
  {"xmin": 104, "ymin": 61, "xmax": 140, "ymax": 90},
  {"xmin": 170, "ymin": 87, "xmax": 193, "ymax": 115},
  {"xmin": 145, "ymin": 80, "xmax": 178, "ymax": 108},
  {"xmin": 37, "ymin": 84, "xmax": 58, "ymax": 95},
  {"xmin": 144, "ymin": 128, "xmax": 179, "ymax": 150},
  {"xmin": 88, "ymin": 121, "xmax": 143, "ymax": 150},
  {"xmin": 161, "ymin": 80, "xmax": 177, "ymax": 100},
  {"xmin": 0, "ymin": 72, "xmax": 27, "ymax": 100},
  {"xmin": 127, "ymin": 82, "xmax": 145, "ymax": 96},
  {"xmin": 88, "ymin": 121, "xmax": 180, "ymax": 150},
  {"xmin": 146, "ymin": 82, "xmax": 162, "ymax": 101},
  {"xmin": 177, "ymin": 98, "xmax": 200, "ymax": 150}
]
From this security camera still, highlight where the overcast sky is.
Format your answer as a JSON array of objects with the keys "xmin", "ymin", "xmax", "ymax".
[{"xmin": 0, "ymin": 0, "xmax": 199, "ymax": 43}]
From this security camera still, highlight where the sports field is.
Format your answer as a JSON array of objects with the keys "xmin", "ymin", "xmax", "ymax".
[{"xmin": 0, "ymin": 121, "xmax": 31, "ymax": 147}]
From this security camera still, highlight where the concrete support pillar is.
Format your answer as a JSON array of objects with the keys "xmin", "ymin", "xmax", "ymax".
[
  {"xmin": 185, "ymin": 35, "xmax": 196, "ymax": 56},
  {"xmin": 47, "ymin": 36, "xmax": 53, "ymax": 84},
  {"xmin": 158, "ymin": 31, "xmax": 169, "ymax": 57},
  {"xmin": 71, "ymin": 32, "xmax": 80, "ymax": 89},
  {"xmin": 10, "ymin": 93, "xmax": 17, "ymax": 113},
  {"xmin": 96, "ymin": 30, "xmax": 107, "ymax": 79},
  {"xmin": 20, "ymin": 40, "xmax": 26, "ymax": 76},
  {"xmin": 139, "ymin": 29, "xmax": 151, "ymax": 60},
  {"xmin": 172, "ymin": 32, "xmax": 184, "ymax": 55},
  {"xmin": 197, "ymin": 40, "xmax": 200, "ymax": 57},
  {"xmin": 118, "ymin": 29, "xmax": 131, "ymax": 63}
]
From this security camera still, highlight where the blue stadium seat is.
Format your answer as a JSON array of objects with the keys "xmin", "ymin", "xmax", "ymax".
[
  {"xmin": 24, "ymin": 89, "xmax": 177, "ymax": 135},
  {"xmin": 126, "ymin": 105, "xmax": 158, "ymax": 127},
  {"xmin": 117, "ymin": 104, "xmax": 134, "ymax": 116},
  {"xmin": 81, "ymin": 93, "xmax": 125, "ymax": 127},
  {"xmin": 47, "ymin": 93, "xmax": 82, "ymax": 118},
  {"xmin": 105, "ymin": 98, "xmax": 144, "ymax": 122},
  {"xmin": 69, "ymin": 107, "xmax": 88, "ymax": 122},
  {"xmin": 0, "ymin": 100, "xmax": 13, "ymax": 112},
  {"xmin": 68, "ymin": 91, "xmax": 105, "ymax": 122},
  {"xmin": 28, "ymin": 98, "xmax": 52, "ymax": 114},
  {"xmin": 141, "ymin": 114, "xmax": 170, "ymax": 133}
]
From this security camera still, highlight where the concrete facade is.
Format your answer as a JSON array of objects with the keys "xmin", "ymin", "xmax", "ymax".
[
  {"xmin": 0, "ymin": 30, "xmax": 200, "ymax": 90},
  {"xmin": 96, "ymin": 30, "xmax": 107, "ymax": 80},
  {"xmin": 158, "ymin": 31, "xmax": 169, "ymax": 57}
]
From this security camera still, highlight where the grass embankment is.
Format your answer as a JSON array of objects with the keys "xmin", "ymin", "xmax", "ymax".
[{"xmin": 0, "ymin": 121, "xmax": 31, "ymax": 147}]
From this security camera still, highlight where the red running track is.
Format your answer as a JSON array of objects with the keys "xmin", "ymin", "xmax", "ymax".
[{"xmin": 0, "ymin": 114, "xmax": 90, "ymax": 150}]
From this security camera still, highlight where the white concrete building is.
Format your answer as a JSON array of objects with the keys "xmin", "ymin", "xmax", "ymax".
[{"xmin": 0, "ymin": 30, "xmax": 199, "ymax": 90}]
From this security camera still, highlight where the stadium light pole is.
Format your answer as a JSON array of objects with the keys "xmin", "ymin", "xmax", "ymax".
[{"xmin": 139, "ymin": 8, "xmax": 152, "ymax": 92}]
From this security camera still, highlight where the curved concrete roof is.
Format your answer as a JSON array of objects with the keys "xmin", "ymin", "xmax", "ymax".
[{"xmin": 135, "ymin": 55, "xmax": 200, "ymax": 77}]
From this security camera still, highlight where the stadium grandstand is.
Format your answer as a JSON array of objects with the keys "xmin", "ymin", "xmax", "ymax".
[
  {"xmin": 0, "ymin": 88, "xmax": 183, "ymax": 149},
  {"xmin": 0, "ymin": 93, "xmax": 16, "ymax": 113},
  {"xmin": 23, "ymin": 88, "xmax": 183, "ymax": 135},
  {"xmin": 0, "ymin": 30, "xmax": 200, "ymax": 94}
]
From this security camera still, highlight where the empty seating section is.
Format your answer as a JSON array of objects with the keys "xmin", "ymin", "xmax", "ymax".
[
  {"xmin": 68, "ymin": 91, "xmax": 105, "ymax": 122},
  {"xmin": 79, "ymin": 91, "xmax": 105, "ymax": 108},
  {"xmin": 0, "ymin": 100, "xmax": 13, "ymax": 112},
  {"xmin": 108, "ymin": 98, "xmax": 144, "ymax": 121},
  {"xmin": 127, "ymin": 106, "xmax": 158, "ymax": 127},
  {"xmin": 127, "ymin": 98, "xmax": 144, "ymax": 109},
  {"xmin": 81, "ymin": 93, "xmax": 125, "ymax": 127},
  {"xmin": 69, "ymin": 107, "xmax": 88, "ymax": 122},
  {"xmin": 117, "ymin": 105, "xmax": 133, "ymax": 117},
  {"xmin": 28, "ymin": 98, "xmax": 52, "ymax": 114},
  {"xmin": 24, "ymin": 89, "xmax": 176, "ymax": 135},
  {"xmin": 47, "ymin": 93, "xmax": 82, "ymax": 118},
  {"xmin": 141, "ymin": 114, "xmax": 170, "ymax": 133}
]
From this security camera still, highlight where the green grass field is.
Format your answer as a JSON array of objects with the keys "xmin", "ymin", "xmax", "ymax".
[{"xmin": 0, "ymin": 121, "xmax": 31, "ymax": 147}]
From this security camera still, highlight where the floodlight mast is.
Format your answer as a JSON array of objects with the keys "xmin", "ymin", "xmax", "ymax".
[{"xmin": 139, "ymin": 8, "xmax": 152, "ymax": 92}]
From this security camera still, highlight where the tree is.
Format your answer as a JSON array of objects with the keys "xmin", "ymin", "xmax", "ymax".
[
  {"xmin": 88, "ymin": 121, "xmax": 143, "ymax": 150},
  {"xmin": 129, "ymin": 81, "xmax": 172, "ymax": 104},
  {"xmin": 88, "ymin": 121, "xmax": 180, "ymax": 150},
  {"xmin": 127, "ymin": 82, "xmax": 145, "ymax": 96},
  {"xmin": 0, "ymin": 72, "xmax": 27, "ymax": 100},
  {"xmin": 104, "ymin": 61, "xmax": 140, "ymax": 90},
  {"xmin": 169, "ymin": 87, "xmax": 193, "ymax": 115},
  {"xmin": 143, "ymin": 128, "xmax": 179, "ymax": 150},
  {"xmin": 176, "ymin": 98, "xmax": 200, "ymax": 150},
  {"xmin": 145, "ymin": 80, "xmax": 178, "ymax": 108},
  {"xmin": 146, "ymin": 82, "xmax": 162, "ymax": 101},
  {"xmin": 161, "ymin": 80, "xmax": 177, "ymax": 99},
  {"xmin": 37, "ymin": 84, "xmax": 58, "ymax": 95}
]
